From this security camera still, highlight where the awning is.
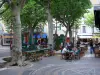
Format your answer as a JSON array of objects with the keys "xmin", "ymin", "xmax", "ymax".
[
  {"xmin": 33, "ymin": 34, "xmax": 41, "ymax": 38},
  {"xmin": 37, "ymin": 35, "xmax": 41, "ymax": 38},
  {"xmin": 33, "ymin": 35, "xmax": 36, "ymax": 38},
  {"xmin": 79, "ymin": 36, "xmax": 92, "ymax": 38},
  {"xmin": 41, "ymin": 33, "xmax": 47, "ymax": 38},
  {"xmin": 33, "ymin": 33, "xmax": 47, "ymax": 38},
  {"xmin": 92, "ymin": 36, "xmax": 100, "ymax": 38}
]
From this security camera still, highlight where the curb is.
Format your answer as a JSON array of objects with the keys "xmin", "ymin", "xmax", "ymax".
[
  {"xmin": 0, "ymin": 56, "xmax": 11, "ymax": 63},
  {"xmin": 0, "ymin": 67, "xmax": 8, "ymax": 71},
  {"xmin": 0, "ymin": 61, "xmax": 34, "ymax": 71},
  {"xmin": 55, "ymin": 53, "xmax": 61, "ymax": 55}
]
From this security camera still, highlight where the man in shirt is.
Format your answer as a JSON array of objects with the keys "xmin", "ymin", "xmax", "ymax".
[{"xmin": 61, "ymin": 47, "xmax": 67, "ymax": 59}]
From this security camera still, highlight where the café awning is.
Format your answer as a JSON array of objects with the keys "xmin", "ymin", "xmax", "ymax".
[
  {"xmin": 79, "ymin": 36, "xmax": 92, "ymax": 38},
  {"xmin": 92, "ymin": 36, "xmax": 100, "ymax": 38}
]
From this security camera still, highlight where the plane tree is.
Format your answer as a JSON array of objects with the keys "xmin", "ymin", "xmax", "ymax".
[
  {"xmin": 84, "ymin": 11, "xmax": 95, "ymax": 33},
  {"xmin": 0, "ymin": 0, "xmax": 27, "ymax": 65},
  {"xmin": 2, "ymin": 0, "xmax": 46, "ymax": 44},
  {"xmin": 34, "ymin": 0, "xmax": 54, "ymax": 49},
  {"xmin": 51, "ymin": 0, "xmax": 91, "ymax": 43},
  {"xmin": 21, "ymin": 0, "xmax": 46, "ymax": 44}
]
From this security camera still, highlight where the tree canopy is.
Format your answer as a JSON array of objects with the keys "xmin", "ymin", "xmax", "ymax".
[
  {"xmin": 51, "ymin": 0, "xmax": 91, "ymax": 28},
  {"xmin": 51, "ymin": 0, "xmax": 91, "ymax": 42},
  {"xmin": 21, "ymin": 0, "xmax": 46, "ymax": 32},
  {"xmin": 1, "ymin": 0, "xmax": 46, "ymax": 33},
  {"xmin": 84, "ymin": 10, "xmax": 95, "ymax": 27}
]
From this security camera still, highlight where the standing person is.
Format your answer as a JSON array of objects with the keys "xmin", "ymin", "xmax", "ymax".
[
  {"xmin": 77, "ymin": 40, "xmax": 80, "ymax": 48},
  {"xmin": 38, "ymin": 39, "xmax": 41, "ymax": 45},
  {"xmin": 89, "ymin": 40, "xmax": 94, "ymax": 54}
]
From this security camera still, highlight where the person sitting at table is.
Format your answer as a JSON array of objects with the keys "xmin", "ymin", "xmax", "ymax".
[
  {"xmin": 61, "ymin": 47, "xmax": 67, "ymax": 59},
  {"xmin": 66, "ymin": 41, "xmax": 73, "ymax": 50},
  {"xmin": 72, "ymin": 47, "xmax": 80, "ymax": 59}
]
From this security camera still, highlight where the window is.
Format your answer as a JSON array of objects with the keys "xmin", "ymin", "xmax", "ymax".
[
  {"xmin": 4, "ymin": 38, "xmax": 10, "ymax": 43},
  {"xmin": 82, "ymin": 26, "xmax": 86, "ymax": 33}
]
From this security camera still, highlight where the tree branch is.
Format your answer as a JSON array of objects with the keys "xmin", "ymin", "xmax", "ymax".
[
  {"xmin": 34, "ymin": 0, "xmax": 47, "ymax": 9},
  {"xmin": 20, "ymin": 0, "xmax": 26, "ymax": 9},
  {"xmin": 0, "ymin": 0, "xmax": 5, "ymax": 8},
  {"xmin": 34, "ymin": 0, "xmax": 44, "ymax": 7},
  {"xmin": 59, "ymin": 17, "xmax": 68, "ymax": 28},
  {"xmin": 70, "ymin": 19, "xmax": 75, "ymax": 27},
  {"xmin": 5, "ymin": 15, "xmax": 12, "ymax": 22},
  {"xmin": 0, "ymin": 5, "xmax": 9, "ymax": 15}
]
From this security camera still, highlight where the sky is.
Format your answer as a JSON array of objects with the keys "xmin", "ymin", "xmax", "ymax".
[
  {"xmin": 90, "ymin": 0, "xmax": 100, "ymax": 5},
  {"xmin": 0, "ymin": 21, "xmax": 6, "ymax": 32}
]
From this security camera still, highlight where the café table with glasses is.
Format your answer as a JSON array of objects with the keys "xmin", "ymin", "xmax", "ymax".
[{"xmin": 64, "ymin": 48, "xmax": 80, "ymax": 60}]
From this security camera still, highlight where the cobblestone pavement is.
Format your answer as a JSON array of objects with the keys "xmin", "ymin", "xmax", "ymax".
[
  {"xmin": 23, "ymin": 52, "xmax": 100, "ymax": 75},
  {"xmin": 0, "ymin": 46, "xmax": 10, "ymax": 68},
  {"xmin": 28, "ymin": 64, "xmax": 100, "ymax": 75},
  {"xmin": 0, "ymin": 46, "xmax": 10, "ymax": 57},
  {"xmin": 1, "ymin": 50, "xmax": 100, "ymax": 75}
]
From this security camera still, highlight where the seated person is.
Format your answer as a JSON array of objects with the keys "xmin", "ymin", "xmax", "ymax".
[
  {"xmin": 72, "ymin": 47, "xmax": 80, "ymax": 55},
  {"xmin": 61, "ymin": 47, "xmax": 67, "ymax": 59},
  {"xmin": 66, "ymin": 42, "xmax": 73, "ymax": 50}
]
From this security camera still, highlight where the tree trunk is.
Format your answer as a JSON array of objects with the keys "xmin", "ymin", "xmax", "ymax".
[
  {"xmin": 74, "ymin": 28, "xmax": 77, "ymax": 45},
  {"xmin": 55, "ymin": 20, "xmax": 57, "ymax": 34},
  {"xmin": 29, "ymin": 27, "xmax": 33, "ymax": 44},
  {"xmin": 11, "ymin": 4, "xmax": 22, "ymax": 65},
  {"xmin": 69, "ymin": 27, "xmax": 73, "ymax": 43},
  {"xmin": 92, "ymin": 25, "xmax": 94, "ymax": 35},
  {"xmin": 64, "ymin": 29, "xmax": 68, "ymax": 46},
  {"xmin": 47, "ymin": 8, "xmax": 53, "ymax": 49}
]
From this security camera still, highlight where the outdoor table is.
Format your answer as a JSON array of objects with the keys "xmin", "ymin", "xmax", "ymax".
[
  {"xmin": 66, "ymin": 50, "xmax": 74, "ymax": 53},
  {"xmin": 65, "ymin": 50, "xmax": 74, "ymax": 60},
  {"xmin": 80, "ymin": 45, "xmax": 86, "ymax": 51},
  {"xmin": 80, "ymin": 45, "xmax": 85, "ymax": 47},
  {"xmin": 65, "ymin": 49, "xmax": 81, "ymax": 60}
]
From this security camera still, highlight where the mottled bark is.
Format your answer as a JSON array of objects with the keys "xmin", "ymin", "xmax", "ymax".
[
  {"xmin": 92, "ymin": 25, "xmax": 94, "ymax": 35},
  {"xmin": 47, "ymin": 8, "xmax": 53, "ymax": 49},
  {"xmin": 69, "ymin": 28, "xmax": 73, "ymax": 43},
  {"xmin": 11, "ymin": 4, "xmax": 22, "ymax": 65},
  {"xmin": 64, "ymin": 29, "xmax": 68, "ymax": 46},
  {"xmin": 74, "ymin": 28, "xmax": 77, "ymax": 45},
  {"xmin": 55, "ymin": 20, "xmax": 57, "ymax": 34}
]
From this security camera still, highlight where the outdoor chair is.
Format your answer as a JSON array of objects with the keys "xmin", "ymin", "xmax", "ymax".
[
  {"xmin": 94, "ymin": 48, "xmax": 100, "ymax": 57},
  {"xmin": 65, "ymin": 52, "xmax": 73, "ymax": 60},
  {"xmin": 74, "ymin": 49, "xmax": 81, "ymax": 60}
]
